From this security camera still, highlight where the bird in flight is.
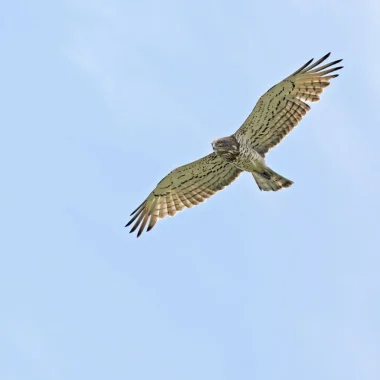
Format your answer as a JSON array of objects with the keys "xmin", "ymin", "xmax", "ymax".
[{"xmin": 126, "ymin": 53, "xmax": 343, "ymax": 237}]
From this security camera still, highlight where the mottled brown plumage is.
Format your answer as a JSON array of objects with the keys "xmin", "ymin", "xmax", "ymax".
[
  {"xmin": 234, "ymin": 52, "xmax": 343, "ymax": 155},
  {"xmin": 126, "ymin": 53, "xmax": 343, "ymax": 236},
  {"xmin": 126, "ymin": 154, "xmax": 242, "ymax": 237}
]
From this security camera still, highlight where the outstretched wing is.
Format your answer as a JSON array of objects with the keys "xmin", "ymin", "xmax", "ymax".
[
  {"xmin": 234, "ymin": 53, "xmax": 343, "ymax": 155},
  {"xmin": 126, "ymin": 153, "xmax": 242, "ymax": 237}
]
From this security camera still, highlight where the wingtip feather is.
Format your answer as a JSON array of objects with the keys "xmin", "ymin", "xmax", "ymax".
[
  {"xmin": 130, "ymin": 200, "xmax": 145, "ymax": 216},
  {"xmin": 293, "ymin": 57, "xmax": 314, "ymax": 75},
  {"xmin": 125, "ymin": 219, "xmax": 134, "ymax": 227}
]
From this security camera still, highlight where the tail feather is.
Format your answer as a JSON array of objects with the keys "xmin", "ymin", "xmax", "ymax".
[{"xmin": 252, "ymin": 167, "xmax": 293, "ymax": 191}]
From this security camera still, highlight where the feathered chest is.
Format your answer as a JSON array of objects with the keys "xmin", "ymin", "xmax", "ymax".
[
  {"xmin": 213, "ymin": 134, "xmax": 264, "ymax": 171},
  {"xmin": 232, "ymin": 139, "xmax": 265, "ymax": 172}
]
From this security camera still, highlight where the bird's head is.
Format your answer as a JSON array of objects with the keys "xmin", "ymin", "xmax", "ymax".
[{"xmin": 211, "ymin": 135, "xmax": 240, "ymax": 161}]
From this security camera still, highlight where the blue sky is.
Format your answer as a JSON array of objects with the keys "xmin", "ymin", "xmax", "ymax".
[{"xmin": 1, "ymin": 0, "xmax": 380, "ymax": 379}]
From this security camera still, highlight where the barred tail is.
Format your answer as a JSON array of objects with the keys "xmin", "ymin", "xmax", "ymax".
[{"xmin": 252, "ymin": 166, "xmax": 293, "ymax": 191}]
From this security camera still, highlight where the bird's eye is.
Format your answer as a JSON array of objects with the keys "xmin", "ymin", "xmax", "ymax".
[{"xmin": 218, "ymin": 141, "xmax": 223, "ymax": 146}]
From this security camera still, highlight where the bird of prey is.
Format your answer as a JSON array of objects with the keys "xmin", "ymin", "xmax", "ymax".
[{"xmin": 126, "ymin": 53, "xmax": 343, "ymax": 237}]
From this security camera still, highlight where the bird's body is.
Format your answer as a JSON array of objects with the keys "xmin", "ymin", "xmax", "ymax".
[
  {"xmin": 126, "ymin": 53, "xmax": 343, "ymax": 236},
  {"xmin": 212, "ymin": 134, "xmax": 293, "ymax": 191},
  {"xmin": 217, "ymin": 134, "xmax": 265, "ymax": 171},
  {"xmin": 233, "ymin": 146, "xmax": 265, "ymax": 175}
]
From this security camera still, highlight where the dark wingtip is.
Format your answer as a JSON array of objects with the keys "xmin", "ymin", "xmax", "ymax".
[
  {"xmin": 129, "ymin": 225, "xmax": 138, "ymax": 233},
  {"xmin": 130, "ymin": 200, "xmax": 145, "ymax": 216},
  {"xmin": 292, "ymin": 57, "xmax": 314, "ymax": 75},
  {"xmin": 303, "ymin": 58, "xmax": 314, "ymax": 68}
]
